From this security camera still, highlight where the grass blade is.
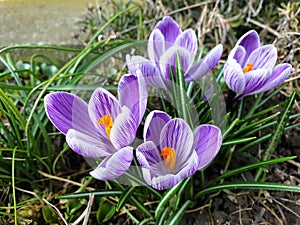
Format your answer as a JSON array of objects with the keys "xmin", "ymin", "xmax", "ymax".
[
  {"xmin": 194, "ymin": 181, "xmax": 300, "ymax": 199},
  {"xmin": 255, "ymin": 91, "xmax": 296, "ymax": 181}
]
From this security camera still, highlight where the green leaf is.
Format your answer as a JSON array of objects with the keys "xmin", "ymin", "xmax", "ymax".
[
  {"xmin": 232, "ymin": 112, "xmax": 280, "ymax": 138},
  {"xmin": 156, "ymin": 207, "xmax": 171, "ymax": 225},
  {"xmin": 255, "ymin": 91, "xmax": 296, "ymax": 181},
  {"xmin": 194, "ymin": 181, "xmax": 300, "ymax": 199},
  {"xmin": 96, "ymin": 201, "xmax": 116, "ymax": 224},
  {"xmin": 155, "ymin": 179, "xmax": 186, "ymax": 220},
  {"xmin": 138, "ymin": 218, "xmax": 153, "ymax": 225},
  {"xmin": 116, "ymin": 186, "xmax": 135, "ymax": 212},
  {"xmin": 176, "ymin": 51, "xmax": 188, "ymax": 121},
  {"xmin": 164, "ymin": 200, "xmax": 192, "ymax": 225},
  {"xmin": 42, "ymin": 206, "xmax": 58, "ymax": 223},
  {"xmin": 211, "ymin": 156, "xmax": 296, "ymax": 184},
  {"xmin": 222, "ymin": 136, "xmax": 256, "ymax": 146},
  {"xmin": 174, "ymin": 177, "xmax": 192, "ymax": 210},
  {"xmin": 66, "ymin": 199, "xmax": 83, "ymax": 215}
]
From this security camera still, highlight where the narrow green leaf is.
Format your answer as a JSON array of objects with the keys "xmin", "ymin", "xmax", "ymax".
[
  {"xmin": 130, "ymin": 196, "xmax": 153, "ymax": 218},
  {"xmin": 138, "ymin": 218, "xmax": 153, "ymax": 225},
  {"xmin": 222, "ymin": 137, "xmax": 256, "ymax": 146},
  {"xmin": 164, "ymin": 200, "xmax": 192, "ymax": 225},
  {"xmin": 116, "ymin": 186, "xmax": 136, "ymax": 212},
  {"xmin": 195, "ymin": 181, "xmax": 300, "ymax": 199},
  {"xmin": 155, "ymin": 179, "xmax": 185, "ymax": 220},
  {"xmin": 176, "ymin": 51, "xmax": 188, "ymax": 122},
  {"xmin": 174, "ymin": 177, "xmax": 192, "ymax": 210},
  {"xmin": 212, "ymin": 156, "xmax": 296, "ymax": 184},
  {"xmin": 243, "ymin": 104, "xmax": 279, "ymax": 123},
  {"xmin": 232, "ymin": 112, "xmax": 280, "ymax": 138},
  {"xmin": 223, "ymin": 118, "xmax": 240, "ymax": 139},
  {"xmin": 156, "ymin": 207, "xmax": 170, "ymax": 225},
  {"xmin": 255, "ymin": 91, "xmax": 296, "ymax": 181}
]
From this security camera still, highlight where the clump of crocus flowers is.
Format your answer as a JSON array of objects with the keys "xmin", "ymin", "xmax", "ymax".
[{"xmin": 44, "ymin": 17, "xmax": 291, "ymax": 190}]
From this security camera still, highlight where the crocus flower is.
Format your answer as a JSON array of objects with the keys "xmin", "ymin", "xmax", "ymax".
[
  {"xmin": 127, "ymin": 16, "xmax": 223, "ymax": 88},
  {"xmin": 136, "ymin": 110, "xmax": 222, "ymax": 190},
  {"xmin": 224, "ymin": 30, "xmax": 292, "ymax": 98},
  {"xmin": 44, "ymin": 74, "xmax": 147, "ymax": 180}
]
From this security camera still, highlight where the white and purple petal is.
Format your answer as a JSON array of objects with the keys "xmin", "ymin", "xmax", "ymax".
[
  {"xmin": 155, "ymin": 16, "xmax": 182, "ymax": 45},
  {"xmin": 233, "ymin": 30, "xmax": 260, "ymax": 65},
  {"xmin": 44, "ymin": 92, "xmax": 96, "ymax": 136},
  {"xmin": 90, "ymin": 146, "xmax": 133, "ymax": 180},
  {"xmin": 231, "ymin": 46, "xmax": 246, "ymax": 66},
  {"xmin": 159, "ymin": 45, "xmax": 194, "ymax": 82},
  {"xmin": 247, "ymin": 45, "xmax": 277, "ymax": 70},
  {"xmin": 174, "ymin": 29, "xmax": 198, "ymax": 57},
  {"xmin": 193, "ymin": 125, "xmax": 222, "ymax": 169},
  {"xmin": 159, "ymin": 118, "xmax": 194, "ymax": 172},
  {"xmin": 110, "ymin": 106, "xmax": 137, "ymax": 149},
  {"xmin": 242, "ymin": 68, "xmax": 271, "ymax": 96},
  {"xmin": 143, "ymin": 110, "xmax": 171, "ymax": 143},
  {"xmin": 186, "ymin": 44, "xmax": 223, "ymax": 82},
  {"xmin": 66, "ymin": 129, "xmax": 113, "ymax": 158},
  {"xmin": 145, "ymin": 150, "xmax": 199, "ymax": 190},
  {"xmin": 254, "ymin": 63, "xmax": 291, "ymax": 94},
  {"xmin": 118, "ymin": 73, "xmax": 148, "ymax": 125},
  {"xmin": 126, "ymin": 55, "xmax": 166, "ymax": 89},
  {"xmin": 223, "ymin": 59, "xmax": 246, "ymax": 97},
  {"xmin": 148, "ymin": 29, "xmax": 166, "ymax": 62},
  {"xmin": 88, "ymin": 88, "xmax": 122, "ymax": 138},
  {"xmin": 136, "ymin": 141, "xmax": 161, "ymax": 168}
]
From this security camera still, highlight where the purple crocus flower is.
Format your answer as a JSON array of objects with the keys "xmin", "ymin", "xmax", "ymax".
[
  {"xmin": 136, "ymin": 110, "xmax": 222, "ymax": 190},
  {"xmin": 127, "ymin": 16, "xmax": 223, "ymax": 88},
  {"xmin": 44, "ymin": 74, "xmax": 147, "ymax": 180},
  {"xmin": 224, "ymin": 30, "xmax": 292, "ymax": 98}
]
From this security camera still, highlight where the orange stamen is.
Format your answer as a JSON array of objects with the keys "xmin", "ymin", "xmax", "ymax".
[
  {"xmin": 243, "ymin": 62, "xmax": 253, "ymax": 73},
  {"xmin": 161, "ymin": 147, "xmax": 176, "ymax": 171},
  {"xmin": 98, "ymin": 115, "xmax": 113, "ymax": 139}
]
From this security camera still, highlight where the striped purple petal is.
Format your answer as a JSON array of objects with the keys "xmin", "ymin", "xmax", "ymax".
[
  {"xmin": 110, "ymin": 106, "xmax": 137, "ymax": 149},
  {"xmin": 159, "ymin": 118, "xmax": 194, "ymax": 172},
  {"xmin": 174, "ymin": 29, "xmax": 198, "ymax": 57},
  {"xmin": 140, "ymin": 150, "xmax": 199, "ymax": 190},
  {"xmin": 143, "ymin": 110, "xmax": 171, "ymax": 143},
  {"xmin": 118, "ymin": 74, "xmax": 148, "ymax": 125},
  {"xmin": 231, "ymin": 46, "xmax": 246, "ymax": 65},
  {"xmin": 233, "ymin": 30, "xmax": 260, "ymax": 66},
  {"xmin": 159, "ymin": 45, "xmax": 194, "ymax": 82},
  {"xmin": 193, "ymin": 125, "xmax": 222, "ymax": 169},
  {"xmin": 88, "ymin": 88, "xmax": 122, "ymax": 139},
  {"xmin": 126, "ymin": 55, "xmax": 166, "ymax": 89},
  {"xmin": 247, "ymin": 45, "xmax": 277, "ymax": 70},
  {"xmin": 255, "ymin": 63, "xmax": 291, "ymax": 94},
  {"xmin": 242, "ymin": 68, "xmax": 271, "ymax": 96},
  {"xmin": 155, "ymin": 16, "xmax": 182, "ymax": 44},
  {"xmin": 66, "ymin": 129, "xmax": 113, "ymax": 158},
  {"xmin": 186, "ymin": 44, "xmax": 223, "ymax": 82},
  {"xmin": 90, "ymin": 146, "xmax": 133, "ymax": 180},
  {"xmin": 148, "ymin": 29, "xmax": 166, "ymax": 62},
  {"xmin": 44, "ymin": 92, "xmax": 96, "ymax": 136},
  {"xmin": 223, "ymin": 59, "xmax": 246, "ymax": 97},
  {"xmin": 136, "ymin": 141, "xmax": 161, "ymax": 168}
]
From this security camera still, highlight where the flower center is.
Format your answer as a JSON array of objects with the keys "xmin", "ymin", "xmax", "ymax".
[
  {"xmin": 98, "ymin": 115, "xmax": 113, "ymax": 139},
  {"xmin": 161, "ymin": 147, "xmax": 176, "ymax": 171},
  {"xmin": 243, "ymin": 62, "xmax": 253, "ymax": 73}
]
